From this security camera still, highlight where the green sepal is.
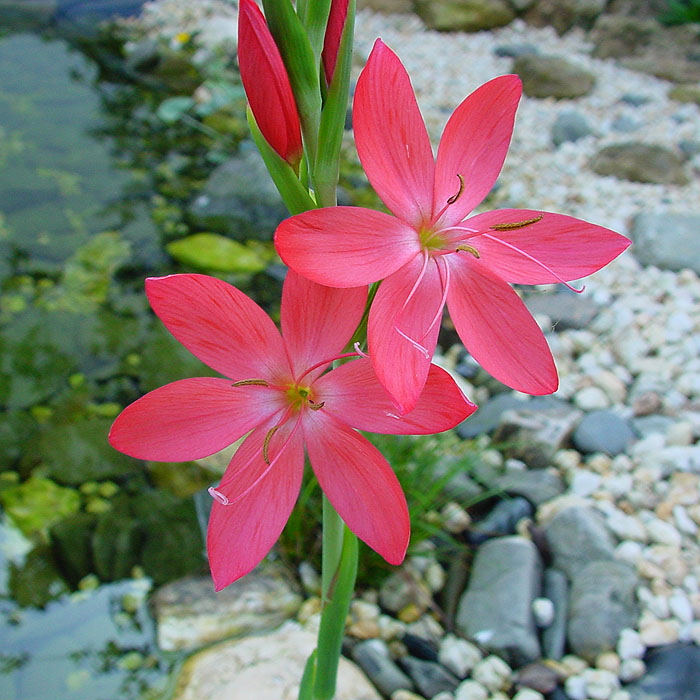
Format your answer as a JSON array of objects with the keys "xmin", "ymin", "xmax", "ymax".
[
  {"xmin": 261, "ymin": 0, "xmax": 321, "ymax": 162},
  {"xmin": 297, "ymin": 650, "xmax": 317, "ymax": 700},
  {"xmin": 246, "ymin": 108, "xmax": 316, "ymax": 216},
  {"xmin": 303, "ymin": 0, "xmax": 332, "ymax": 64},
  {"xmin": 314, "ymin": 0, "xmax": 355, "ymax": 207}
]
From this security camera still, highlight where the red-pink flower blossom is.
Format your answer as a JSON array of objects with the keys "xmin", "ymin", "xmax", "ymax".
[
  {"xmin": 109, "ymin": 272, "xmax": 476, "ymax": 590},
  {"xmin": 322, "ymin": 0, "xmax": 349, "ymax": 86},
  {"xmin": 238, "ymin": 0, "xmax": 302, "ymax": 166},
  {"xmin": 275, "ymin": 39, "xmax": 631, "ymax": 414}
]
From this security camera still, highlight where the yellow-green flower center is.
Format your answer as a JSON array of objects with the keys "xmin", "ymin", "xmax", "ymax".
[{"xmin": 418, "ymin": 226, "xmax": 447, "ymax": 253}]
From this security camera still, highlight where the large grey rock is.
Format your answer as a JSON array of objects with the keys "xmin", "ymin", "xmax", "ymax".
[
  {"xmin": 630, "ymin": 213, "xmax": 700, "ymax": 275},
  {"xmin": 152, "ymin": 566, "xmax": 302, "ymax": 652},
  {"xmin": 541, "ymin": 568, "xmax": 568, "ymax": 660},
  {"xmin": 567, "ymin": 561, "xmax": 639, "ymax": 661},
  {"xmin": 524, "ymin": 0, "xmax": 606, "ymax": 34},
  {"xmin": 173, "ymin": 621, "xmax": 380, "ymax": 700},
  {"xmin": 572, "ymin": 410, "xmax": 636, "ymax": 456},
  {"xmin": 590, "ymin": 143, "xmax": 689, "ymax": 185},
  {"xmin": 457, "ymin": 393, "xmax": 526, "ymax": 439},
  {"xmin": 494, "ymin": 468, "xmax": 565, "ymax": 506},
  {"xmin": 625, "ymin": 643, "xmax": 700, "ymax": 700},
  {"xmin": 456, "ymin": 536, "xmax": 542, "ymax": 666},
  {"xmin": 352, "ymin": 639, "xmax": 414, "ymax": 696},
  {"xmin": 513, "ymin": 55, "xmax": 596, "ymax": 99},
  {"xmin": 399, "ymin": 656, "xmax": 460, "ymax": 697},
  {"xmin": 544, "ymin": 506, "xmax": 616, "ymax": 579},
  {"xmin": 551, "ymin": 111, "xmax": 596, "ymax": 147},
  {"xmin": 413, "ymin": 0, "xmax": 515, "ymax": 32},
  {"xmin": 524, "ymin": 289, "xmax": 600, "ymax": 329},
  {"xmin": 493, "ymin": 397, "xmax": 583, "ymax": 468}
]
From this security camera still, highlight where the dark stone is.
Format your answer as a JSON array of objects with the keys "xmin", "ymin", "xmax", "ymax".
[
  {"xmin": 590, "ymin": 143, "xmax": 689, "ymax": 185},
  {"xmin": 524, "ymin": 0, "xmax": 606, "ymax": 34},
  {"xmin": 456, "ymin": 536, "xmax": 542, "ymax": 666},
  {"xmin": 467, "ymin": 497, "xmax": 534, "ymax": 545},
  {"xmin": 572, "ymin": 410, "xmax": 636, "ymax": 456},
  {"xmin": 8, "ymin": 545, "xmax": 69, "ymax": 607},
  {"xmin": 679, "ymin": 139, "xmax": 700, "ymax": 159},
  {"xmin": 399, "ymin": 656, "xmax": 460, "ymax": 697},
  {"xmin": 630, "ymin": 212, "xmax": 700, "ymax": 275},
  {"xmin": 551, "ymin": 110, "xmax": 596, "ymax": 147},
  {"xmin": 457, "ymin": 393, "xmax": 525, "ymax": 439},
  {"xmin": 523, "ymin": 289, "xmax": 600, "ymax": 330},
  {"xmin": 494, "ymin": 468, "xmax": 565, "ymax": 506},
  {"xmin": 402, "ymin": 633, "xmax": 439, "ymax": 662},
  {"xmin": 626, "ymin": 643, "xmax": 700, "ymax": 700},
  {"xmin": 567, "ymin": 561, "xmax": 639, "ymax": 661},
  {"xmin": 352, "ymin": 639, "xmax": 414, "ymax": 696},
  {"xmin": 494, "ymin": 43, "xmax": 539, "ymax": 58},
  {"xmin": 413, "ymin": 0, "xmax": 515, "ymax": 33},
  {"xmin": 620, "ymin": 93, "xmax": 652, "ymax": 107},
  {"xmin": 513, "ymin": 54, "xmax": 596, "ymax": 99},
  {"xmin": 541, "ymin": 568, "xmax": 568, "ymax": 660},
  {"xmin": 515, "ymin": 662, "xmax": 562, "ymax": 694},
  {"xmin": 544, "ymin": 506, "xmax": 616, "ymax": 579}
]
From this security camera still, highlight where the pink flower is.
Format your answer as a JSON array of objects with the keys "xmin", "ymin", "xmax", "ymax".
[
  {"xmin": 275, "ymin": 40, "xmax": 631, "ymax": 414},
  {"xmin": 109, "ymin": 272, "xmax": 475, "ymax": 590},
  {"xmin": 322, "ymin": 0, "xmax": 349, "ymax": 86},
  {"xmin": 238, "ymin": 0, "xmax": 302, "ymax": 166}
]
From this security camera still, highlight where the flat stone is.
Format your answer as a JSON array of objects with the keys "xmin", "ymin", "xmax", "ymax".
[
  {"xmin": 590, "ymin": 143, "xmax": 689, "ymax": 185},
  {"xmin": 631, "ymin": 213, "xmax": 700, "ymax": 275},
  {"xmin": 523, "ymin": 0, "xmax": 606, "ymax": 34},
  {"xmin": 624, "ymin": 642, "xmax": 700, "ymax": 700},
  {"xmin": 173, "ymin": 620, "xmax": 381, "ymax": 700},
  {"xmin": 523, "ymin": 290, "xmax": 600, "ymax": 330},
  {"xmin": 456, "ymin": 536, "xmax": 542, "ymax": 666},
  {"xmin": 457, "ymin": 393, "xmax": 526, "ymax": 439},
  {"xmin": 352, "ymin": 638, "xmax": 414, "ymax": 696},
  {"xmin": 567, "ymin": 561, "xmax": 639, "ymax": 661},
  {"xmin": 152, "ymin": 566, "xmax": 302, "ymax": 652},
  {"xmin": 467, "ymin": 497, "xmax": 534, "ymax": 545},
  {"xmin": 513, "ymin": 54, "xmax": 596, "ymax": 99},
  {"xmin": 551, "ymin": 110, "xmax": 596, "ymax": 147},
  {"xmin": 494, "ymin": 468, "xmax": 565, "ymax": 506},
  {"xmin": 544, "ymin": 506, "xmax": 616, "ymax": 579},
  {"xmin": 541, "ymin": 568, "xmax": 568, "ymax": 660},
  {"xmin": 413, "ymin": 0, "xmax": 515, "ymax": 32},
  {"xmin": 572, "ymin": 410, "xmax": 636, "ymax": 456},
  {"xmin": 399, "ymin": 656, "xmax": 460, "ymax": 697}
]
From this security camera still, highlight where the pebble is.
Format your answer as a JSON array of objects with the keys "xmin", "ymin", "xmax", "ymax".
[
  {"xmin": 512, "ymin": 690, "xmax": 544, "ymax": 700},
  {"xmin": 644, "ymin": 518, "xmax": 683, "ymax": 547},
  {"xmin": 639, "ymin": 617, "xmax": 681, "ymax": 646},
  {"xmin": 454, "ymin": 680, "xmax": 489, "ymax": 700},
  {"xmin": 471, "ymin": 656, "xmax": 512, "ymax": 693},
  {"xmin": 531, "ymin": 598, "xmax": 555, "ymax": 627},
  {"xmin": 438, "ymin": 635, "xmax": 482, "ymax": 678},
  {"xmin": 618, "ymin": 657, "xmax": 646, "ymax": 682}
]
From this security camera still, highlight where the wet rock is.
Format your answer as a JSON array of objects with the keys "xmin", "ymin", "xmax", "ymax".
[
  {"xmin": 352, "ymin": 638, "xmax": 414, "ymax": 696},
  {"xmin": 523, "ymin": 289, "xmax": 600, "ymax": 329},
  {"xmin": 624, "ymin": 642, "xmax": 700, "ymax": 700},
  {"xmin": 512, "ymin": 55, "xmax": 596, "ymax": 99},
  {"xmin": 399, "ymin": 655, "xmax": 460, "ymax": 697},
  {"xmin": 630, "ymin": 213, "xmax": 700, "ymax": 275},
  {"xmin": 494, "ymin": 468, "xmax": 565, "ymax": 506},
  {"xmin": 541, "ymin": 568, "xmax": 568, "ymax": 660},
  {"xmin": 524, "ymin": 0, "xmax": 606, "ymax": 34},
  {"xmin": 551, "ymin": 111, "xmax": 596, "ymax": 147},
  {"xmin": 544, "ymin": 506, "xmax": 616, "ymax": 579},
  {"xmin": 467, "ymin": 497, "xmax": 534, "ymax": 545},
  {"xmin": 456, "ymin": 536, "xmax": 542, "ymax": 666},
  {"xmin": 173, "ymin": 620, "xmax": 380, "ymax": 700},
  {"xmin": 590, "ymin": 143, "xmax": 689, "ymax": 185},
  {"xmin": 568, "ymin": 561, "xmax": 639, "ymax": 661},
  {"xmin": 152, "ymin": 566, "xmax": 302, "ymax": 652},
  {"xmin": 571, "ymin": 410, "xmax": 636, "ymax": 456},
  {"xmin": 494, "ymin": 397, "xmax": 582, "ymax": 468},
  {"xmin": 413, "ymin": 0, "xmax": 515, "ymax": 33}
]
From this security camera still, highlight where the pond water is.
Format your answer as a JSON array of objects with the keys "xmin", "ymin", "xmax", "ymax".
[{"xmin": 0, "ymin": 6, "xmax": 285, "ymax": 698}]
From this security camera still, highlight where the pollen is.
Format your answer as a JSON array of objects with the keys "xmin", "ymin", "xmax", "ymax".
[{"xmin": 490, "ymin": 214, "xmax": 543, "ymax": 231}]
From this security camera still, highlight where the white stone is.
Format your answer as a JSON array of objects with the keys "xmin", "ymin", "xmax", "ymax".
[
  {"xmin": 431, "ymin": 692, "xmax": 453, "ymax": 700},
  {"xmin": 512, "ymin": 690, "xmax": 545, "ymax": 700},
  {"xmin": 619, "ymin": 657, "xmax": 645, "ymax": 682},
  {"xmin": 564, "ymin": 675, "xmax": 587, "ymax": 700},
  {"xmin": 595, "ymin": 651, "xmax": 620, "ymax": 674},
  {"xmin": 614, "ymin": 540, "xmax": 644, "ymax": 564},
  {"xmin": 610, "ymin": 691, "xmax": 632, "ymax": 700},
  {"xmin": 583, "ymin": 668, "xmax": 620, "ymax": 700},
  {"xmin": 425, "ymin": 561, "xmax": 446, "ymax": 593},
  {"xmin": 606, "ymin": 510, "xmax": 647, "ymax": 541},
  {"xmin": 645, "ymin": 517, "xmax": 682, "ymax": 547},
  {"xmin": 639, "ymin": 617, "xmax": 680, "ymax": 646},
  {"xmin": 560, "ymin": 655, "xmax": 589, "ymax": 675},
  {"xmin": 454, "ymin": 679, "xmax": 488, "ymax": 700},
  {"xmin": 441, "ymin": 502, "xmax": 471, "ymax": 534},
  {"xmin": 438, "ymin": 635, "xmax": 482, "ymax": 678},
  {"xmin": 574, "ymin": 386, "xmax": 610, "ymax": 410},
  {"xmin": 617, "ymin": 628, "xmax": 645, "ymax": 659},
  {"xmin": 673, "ymin": 505, "xmax": 698, "ymax": 535},
  {"xmin": 669, "ymin": 590, "xmax": 694, "ymax": 623},
  {"xmin": 532, "ymin": 597, "xmax": 555, "ymax": 627},
  {"xmin": 666, "ymin": 421, "xmax": 694, "ymax": 447},
  {"xmin": 471, "ymin": 655, "xmax": 512, "ymax": 693},
  {"xmin": 570, "ymin": 469, "xmax": 602, "ymax": 497}
]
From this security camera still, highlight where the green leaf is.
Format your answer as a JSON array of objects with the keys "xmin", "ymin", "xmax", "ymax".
[
  {"xmin": 303, "ymin": 0, "xmax": 332, "ymax": 63},
  {"xmin": 166, "ymin": 233, "xmax": 269, "ymax": 273},
  {"xmin": 156, "ymin": 96, "xmax": 195, "ymax": 124}
]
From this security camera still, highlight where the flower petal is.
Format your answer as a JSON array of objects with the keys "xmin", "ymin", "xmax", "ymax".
[
  {"xmin": 145, "ymin": 274, "xmax": 289, "ymax": 381},
  {"xmin": 434, "ymin": 75, "xmax": 521, "ymax": 226},
  {"xmin": 303, "ymin": 410, "xmax": 409, "ymax": 565},
  {"xmin": 322, "ymin": 0, "xmax": 349, "ymax": 85},
  {"xmin": 275, "ymin": 206, "xmax": 418, "ymax": 286},
  {"xmin": 447, "ymin": 258, "xmax": 558, "ymax": 395},
  {"xmin": 368, "ymin": 255, "xmax": 444, "ymax": 414},
  {"xmin": 109, "ymin": 378, "xmax": 283, "ymax": 461},
  {"xmin": 315, "ymin": 358, "xmax": 477, "ymax": 433},
  {"xmin": 238, "ymin": 0, "xmax": 302, "ymax": 165},
  {"xmin": 353, "ymin": 39, "xmax": 435, "ymax": 227},
  {"xmin": 281, "ymin": 270, "xmax": 367, "ymax": 380},
  {"xmin": 463, "ymin": 209, "xmax": 632, "ymax": 284},
  {"xmin": 207, "ymin": 418, "xmax": 304, "ymax": 590}
]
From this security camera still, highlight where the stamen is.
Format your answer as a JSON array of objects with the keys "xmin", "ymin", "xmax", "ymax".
[
  {"xmin": 308, "ymin": 400, "xmax": 325, "ymax": 410},
  {"xmin": 263, "ymin": 425, "xmax": 280, "ymax": 464},
  {"xmin": 456, "ymin": 244, "xmax": 480, "ymax": 258},
  {"xmin": 296, "ymin": 351, "xmax": 361, "ymax": 383},
  {"xmin": 419, "ymin": 255, "xmax": 449, "ymax": 343},
  {"xmin": 232, "ymin": 379, "xmax": 269, "ymax": 387},
  {"xmin": 433, "ymin": 174, "xmax": 465, "ymax": 222},
  {"xmin": 208, "ymin": 487, "xmax": 230, "ymax": 505},
  {"xmin": 490, "ymin": 214, "xmax": 544, "ymax": 231},
  {"xmin": 481, "ymin": 232, "xmax": 585, "ymax": 293},
  {"xmin": 353, "ymin": 342, "xmax": 369, "ymax": 358}
]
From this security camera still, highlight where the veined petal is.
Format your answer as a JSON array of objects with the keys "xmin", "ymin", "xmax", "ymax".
[
  {"xmin": 145, "ymin": 274, "xmax": 290, "ymax": 382},
  {"xmin": 353, "ymin": 39, "xmax": 435, "ymax": 227},
  {"xmin": 463, "ymin": 209, "xmax": 632, "ymax": 284},
  {"xmin": 207, "ymin": 418, "xmax": 304, "ymax": 590},
  {"xmin": 238, "ymin": 0, "xmax": 302, "ymax": 165},
  {"xmin": 315, "ymin": 358, "xmax": 477, "ymax": 434},
  {"xmin": 303, "ymin": 410, "xmax": 409, "ymax": 565},
  {"xmin": 275, "ymin": 206, "xmax": 418, "ymax": 286},
  {"xmin": 447, "ymin": 257, "xmax": 558, "ymax": 395},
  {"xmin": 368, "ymin": 255, "xmax": 444, "ymax": 414},
  {"xmin": 433, "ymin": 75, "xmax": 521, "ymax": 226},
  {"xmin": 109, "ymin": 378, "xmax": 283, "ymax": 461},
  {"xmin": 281, "ymin": 270, "xmax": 367, "ymax": 380}
]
